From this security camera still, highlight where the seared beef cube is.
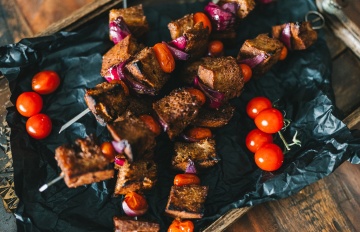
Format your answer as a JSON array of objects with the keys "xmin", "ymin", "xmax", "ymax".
[
  {"xmin": 272, "ymin": 21, "xmax": 317, "ymax": 50},
  {"xmin": 172, "ymin": 139, "xmax": 219, "ymax": 171},
  {"xmin": 107, "ymin": 112, "xmax": 156, "ymax": 162},
  {"xmin": 125, "ymin": 47, "xmax": 170, "ymax": 93},
  {"xmin": 153, "ymin": 88, "xmax": 202, "ymax": 139},
  {"xmin": 113, "ymin": 216, "xmax": 160, "ymax": 232},
  {"xmin": 54, "ymin": 136, "xmax": 114, "ymax": 188},
  {"xmin": 109, "ymin": 4, "xmax": 149, "ymax": 38},
  {"xmin": 219, "ymin": 0, "xmax": 255, "ymax": 19},
  {"xmin": 101, "ymin": 35, "xmax": 142, "ymax": 78},
  {"xmin": 236, "ymin": 33, "xmax": 284, "ymax": 76},
  {"xmin": 192, "ymin": 103, "xmax": 235, "ymax": 128},
  {"xmin": 114, "ymin": 159, "xmax": 157, "ymax": 195},
  {"xmin": 198, "ymin": 56, "xmax": 244, "ymax": 100},
  {"xmin": 84, "ymin": 81, "xmax": 129, "ymax": 125},
  {"xmin": 165, "ymin": 185, "xmax": 208, "ymax": 219},
  {"xmin": 179, "ymin": 59, "xmax": 206, "ymax": 84},
  {"xmin": 168, "ymin": 14, "xmax": 194, "ymax": 40},
  {"xmin": 184, "ymin": 23, "xmax": 210, "ymax": 61}
]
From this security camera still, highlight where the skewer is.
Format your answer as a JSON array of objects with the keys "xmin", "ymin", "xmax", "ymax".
[
  {"xmin": 59, "ymin": 108, "xmax": 91, "ymax": 133},
  {"xmin": 123, "ymin": 0, "xmax": 127, "ymax": 9},
  {"xmin": 39, "ymin": 173, "xmax": 64, "ymax": 192}
]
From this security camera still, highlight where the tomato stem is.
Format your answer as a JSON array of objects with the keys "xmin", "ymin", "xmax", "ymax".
[{"xmin": 278, "ymin": 130, "xmax": 302, "ymax": 152}]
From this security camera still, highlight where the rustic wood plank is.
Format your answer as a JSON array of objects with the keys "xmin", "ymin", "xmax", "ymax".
[
  {"xmin": 343, "ymin": 107, "xmax": 360, "ymax": 130},
  {"xmin": 323, "ymin": 26, "xmax": 347, "ymax": 59}
]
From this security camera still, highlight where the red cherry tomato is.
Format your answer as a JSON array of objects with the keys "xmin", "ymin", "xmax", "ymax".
[
  {"xmin": 254, "ymin": 108, "xmax": 284, "ymax": 134},
  {"xmin": 168, "ymin": 219, "xmax": 194, "ymax": 232},
  {"xmin": 174, "ymin": 174, "xmax": 200, "ymax": 186},
  {"xmin": 32, "ymin": 70, "xmax": 60, "ymax": 95},
  {"xmin": 246, "ymin": 97, "xmax": 272, "ymax": 119},
  {"xmin": 101, "ymin": 141, "xmax": 116, "ymax": 161},
  {"xmin": 254, "ymin": 143, "xmax": 284, "ymax": 171},
  {"xmin": 245, "ymin": 129, "xmax": 273, "ymax": 153},
  {"xmin": 16, "ymin": 92, "xmax": 43, "ymax": 117},
  {"xmin": 26, "ymin": 114, "xmax": 52, "ymax": 139}
]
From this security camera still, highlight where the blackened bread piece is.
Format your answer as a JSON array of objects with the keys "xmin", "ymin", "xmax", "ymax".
[
  {"xmin": 192, "ymin": 103, "xmax": 235, "ymax": 128},
  {"xmin": 153, "ymin": 88, "xmax": 202, "ymax": 139},
  {"xmin": 107, "ymin": 112, "xmax": 156, "ymax": 162},
  {"xmin": 236, "ymin": 33, "xmax": 284, "ymax": 76},
  {"xmin": 84, "ymin": 81, "xmax": 129, "ymax": 126},
  {"xmin": 113, "ymin": 216, "xmax": 160, "ymax": 232},
  {"xmin": 168, "ymin": 14, "xmax": 194, "ymax": 40},
  {"xmin": 198, "ymin": 56, "xmax": 244, "ymax": 101},
  {"xmin": 125, "ymin": 47, "xmax": 170, "ymax": 93},
  {"xmin": 109, "ymin": 4, "xmax": 149, "ymax": 38},
  {"xmin": 219, "ymin": 0, "xmax": 255, "ymax": 19},
  {"xmin": 55, "ymin": 136, "xmax": 114, "ymax": 188},
  {"xmin": 165, "ymin": 185, "xmax": 208, "ymax": 219},
  {"xmin": 114, "ymin": 159, "xmax": 157, "ymax": 195},
  {"xmin": 172, "ymin": 139, "xmax": 219, "ymax": 171},
  {"xmin": 184, "ymin": 23, "xmax": 210, "ymax": 61},
  {"xmin": 101, "ymin": 35, "xmax": 142, "ymax": 78},
  {"xmin": 272, "ymin": 21, "xmax": 317, "ymax": 50}
]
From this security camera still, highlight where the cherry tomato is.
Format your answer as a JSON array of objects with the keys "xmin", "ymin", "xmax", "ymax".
[
  {"xmin": 153, "ymin": 43, "xmax": 175, "ymax": 73},
  {"xmin": 184, "ymin": 127, "xmax": 212, "ymax": 141},
  {"xmin": 208, "ymin": 40, "xmax": 224, "ymax": 57},
  {"xmin": 168, "ymin": 219, "xmax": 194, "ymax": 232},
  {"xmin": 186, "ymin": 88, "xmax": 206, "ymax": 106},
  {"xmin": 239, "ymin": 64, "xmax": 252, "ymax": 83},
  {"xmin": 139, "ymin": 115, "xmax": 162, "ymax": 136},
  {"xmin": 101, "ymin": 141, "xmax": 116, "ymax": 161},
  {"xmin": 26, "ymin": 113, "xmax": 52, "ymax": 139},
  {"xmin": 246, "ymin": 96, "xmax": 272, "ymax": 119},
  {"xmin": 279, "ymin": 46, "xmax": 288, "ymax": 61},
  {"xmin": 245, "ymin": 129, "xmax": 273, "ymax": 153},
  {"xmin": 254, "ymin": 108, "xmax": 284, "ymax": 134},
  {"xmin": 174, "ymin": 174, "xmax": 200, "ymax": 186},
  {"xmin": 16, "ymin": 92, "xmax": 43, "ymax": 117},
  {"xmin": 254, "ymin": 143, "xmax": 284, "ymax": 171},
  {"xmin": 32, "ymin": 70, "xmax": 60, "ymax": 95},
  {"xmin": 124, "ymin": 192, "xmax": 148, "ymax": 211},
  {"xmin": 193, "ymin": 12, "xmax": 212, "ymax": 33}
]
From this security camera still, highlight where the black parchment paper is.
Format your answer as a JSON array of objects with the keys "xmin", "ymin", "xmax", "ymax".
[{"xmin": 1, "ymin": 0, "xmax": 360, "ymax": 231}]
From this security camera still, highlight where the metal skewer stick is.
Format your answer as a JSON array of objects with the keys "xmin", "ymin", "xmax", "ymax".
[
  {"xmin": 58, "ymin": 108, "xmax": 91, "ymax": 133},
  {"xmin": 39, "ymin": 173, "xmax": 65, "ymax": 192},
  {"xmin": 123, "ymin": 0, "xmax": 127, "ymax": 9}
]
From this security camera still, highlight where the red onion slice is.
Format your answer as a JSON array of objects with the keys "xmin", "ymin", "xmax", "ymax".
[
  {"xmin": 280, "ymin": 23, "xmax": 292, "ymax": 50},
  {"xmin": 204, "ymin": 2, "xmax": 236, "ymax": 31},
  {"xmin": 185, "ymin": 159, "xmax": 197, "ymax": 174},
  {"xmin": 238, "ymin": 54, "xmax": 266, "ymax": 68},
  {"xmin": 163, "ymin": 42, "xmax": 190, "ymax": 61},
  {"xmin": 114, "ymin": 156, "xmax": 126, "ymax": 167},
  {"xmin": 221, "ymin": 2, "xmax": 239, "ymax": 15},
  {"xmin": 112, "ymin": 140, "xmax": 134, "ymax": 162},
  {"xmin": 122, "ymin": 200, "xmax": 148, "ymax": 217},
  {"xmin": 169, "ymin": 36, "xmax": 187, "ymax": 50},
  {"xmin": 194, "ymin": 76, "xmax": 225, "ymax": 109},
  {"xmin": 258, "ymin": 0, "xmax": 277, "ymax": 4},
  {"xmin": 109, "ymin": 16, "xmax": 131, "ymax": 44}
]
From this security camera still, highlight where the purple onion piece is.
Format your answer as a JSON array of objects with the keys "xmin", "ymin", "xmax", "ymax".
[
  {"xmin": 258, "ymin": 0, "xmax": 277, "ymax": 4},
  {"xmin": 109, "ymin": 16, "xmax": 131, "ymax": 44},
  {"xmin": 112, "ymin": 140, "xmax": 134, "ymax": 162},
  {"xmin": 169, "ymin": 35, "xmax": 187, "ymax": 50},
  {"xmin": 114, "ymin": 156, "xmax": 126, "ymax": 166},
  {"xmin": 194, "ymin": 76, "xmax": 225, "ymax": 109},
  {"xmin": 163, "ymin": 42, "xmax": 190, "ymax": 61},
  {"xmin": 104, "ymin": 61, "xmax": 127, "ymax": 82},
  {"xmin": 280, "ymin": 23, "xmax": 292, "ymax": 50},
  {"xmin": 185, "ymin": 159, "xmax": 197, "ymax": 174},
  {"xmin": 221, "ymin": 2, "xmax": 239, "ymax": 15},
  {"xmin": 238, "ymin": 54, "xmax": 266, "ymax": 68},
  {"xmin": 204, "ymin": 2, "xmax": 236, "ymax": 31},
  {"xmin": 180, "ymin": 133, "xmax": 202, "ymax": 143}
]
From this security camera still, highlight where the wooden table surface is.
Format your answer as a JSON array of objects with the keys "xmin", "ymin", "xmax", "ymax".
[{"xmin": 1, "ymin": 0, "xmax": 360, "ymax": 231}]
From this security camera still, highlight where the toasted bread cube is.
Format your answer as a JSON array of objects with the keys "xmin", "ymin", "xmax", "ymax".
[
  {"xmin": 168, "ymin": 14, "xmax": 194, "ymax": 40},
  {"xmin": 113, "ymin": 216, "xmax": 160, "ymax": 232},
  {"xmin": 184, "ymin": 23, "xmax": 210, "ymax": 61},
  {"xmin": 192, "ymin": 103, "xmax": 235, "ymax": 128}
]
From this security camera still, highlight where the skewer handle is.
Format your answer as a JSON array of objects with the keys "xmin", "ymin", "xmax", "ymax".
[
  {"xmin": 58, "ymin": 108, "xmax": 91, "ymax": 134},
  {"xmin": 123, "ymin": 0, "xmax": 127, "ymax": 9},
  {"xmin": 39, "ymin": 174, "xmax": 64, "ymax": 192}
]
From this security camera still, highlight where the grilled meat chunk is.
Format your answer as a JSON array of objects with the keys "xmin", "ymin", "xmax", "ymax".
[
  {"xmin": 192, "ymin": 103, "xmax": 235, "ymax": 128},
  {"xmin": 114, "ymin": 159, "xmax": 157, "ymax": 195},
  {"xmin": 165, "ymin": 185, "xmax": 208, "ymax": 219},
  {"xmin": 54, "ymin": 136, "xmax": 114, "ymax": 188},
  {"xmin": 84, "ymin": 81, "xmax": 129, "ymax": 126},
  {"xmin": 107, "ymin": 112, "xmax": 156, "ymax": 162},
  {"xmin": 219, "ymin": 0, "xmax": 255, "ymax": 19},
  {"xmin": 236, "ymin": 33, "xmax": 284, "ymax": 76},
  {"xmin": 184, "ymin": 23, "xmax": 210, "ymax": 61},
  {"xmin": 125, "ymin": 47, "xmax": 170, "ymax": 93},
  {"xmin": 198, "ymin": 56, "xmax": 244, "ymax": 100},
  {"xmin": 109, "ymin": 4, "xmax": 149, "ymax": 38},
  {"xmin": 153, "ymin": 88, "xmax": 202, "ymax": 139},
  {"xmin": 101, "ymin": 35, "xmax": 142, "ymax": 78},
  {"xmin": 172, "ymin": 139, "xmax": 219, "ymax": 171},
  {"xmin": 272, "ymin": 21, "xmax": 317, "ymax": 50},
  {"xmin": 113, "ymin": 216, "xmax": 160, "ymax": 232},
  {"xmin": 168, "ymin": 14, "xmax": 194, "ymax": 40}
]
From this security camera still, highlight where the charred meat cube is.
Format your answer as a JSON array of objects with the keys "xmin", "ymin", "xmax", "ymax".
[
  {"xmin": 114, "ymin": 159, "xmax": 157, "ymax": 195},
  {"xmin": 153, "ymin": 88, "xmax": 202, "ymax": 140},
  {"xmin": 113, "ymin": 216, "xmax": 160, "ymax": 232},
  {"xmin": 236, "ymin": 33, "xmax": 284, "ymax": 76},
  {"xmin": 219, "ymin": 0, "xmax": 255, "ymax": 19},
  {"xmin": 84, "ymin": 81, "xmax": 129, "ymax": 126},
  {"xmin": 198, "ymin": 56, "xmax": 244, "ymax": 101},
  {"xmin": 172, "ymin": 139, "xmax": 219, "ymax": 171},
  {"xmin": 165, "ymin": 185, "xmax": 208, "ymax": 219},
  {"xmin": 168, "ymin": 14, "xmax": 194, "ymax": 40},
  {"xmin": 192, "ymin": 103, "xmax": 235, "ymax": 128},
  {"xmin": 101, "ymin": 35, "xmax": 143, "ymax": 78},
  {"xmin": 184, "ymin": 23, "xmax": 210, "ymax": 61},
  {"xmin": 125, "ymin": 47, "xmax": 170, "ymax": 93},
  {"xmin": 54, "ymin": 136, "xmax": 114, "ymax": 188},
  {"xmin": 272, "ymin": 21, "xmax": 317, "ymax": 50},
  {"xmin": 107, "ymin": 112, "xmax": 156, "ymax": 162},
  {"xmin": 109, "ymin": 4, "xmax": 149, "ymax": 38}
]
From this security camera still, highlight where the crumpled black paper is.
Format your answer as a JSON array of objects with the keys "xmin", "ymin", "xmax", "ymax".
[{"xmin": 1, "ymin": 0, "xmax": 360, "ymax": 231}]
